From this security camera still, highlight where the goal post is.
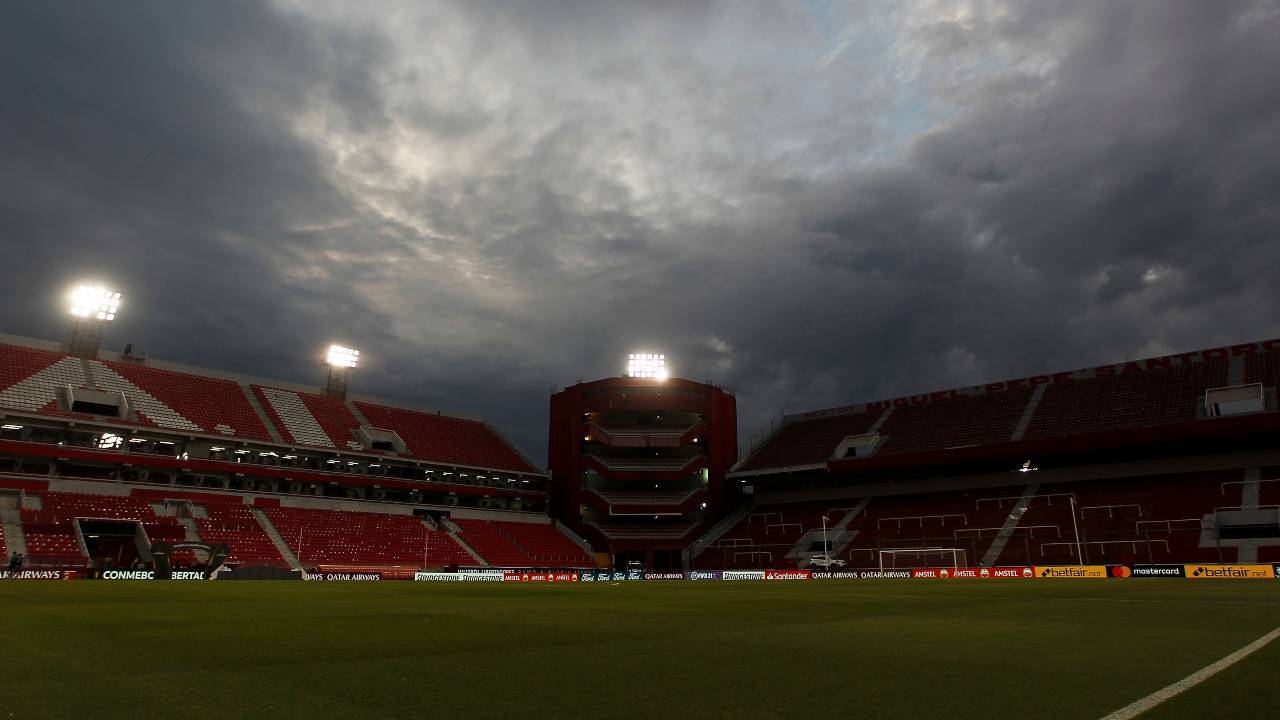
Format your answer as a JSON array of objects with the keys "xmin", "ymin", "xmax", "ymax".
[{"xmin": 878, "ymin": 547, "xmax": 966, "ymax": 573}]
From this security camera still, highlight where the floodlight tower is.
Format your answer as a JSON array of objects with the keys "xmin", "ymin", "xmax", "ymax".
[
  {"xmin": 67, "ymin": 285, "xmax": 122, "ymax": 359},
  {"xmin": 324, "ymin": 344, "xmax": 359, "ymax": 399}
]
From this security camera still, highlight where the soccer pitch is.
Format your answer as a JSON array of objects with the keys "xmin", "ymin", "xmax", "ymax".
[{"xmin": 3, "ymin": 580, "xmax": 1278, "ymax": 719}]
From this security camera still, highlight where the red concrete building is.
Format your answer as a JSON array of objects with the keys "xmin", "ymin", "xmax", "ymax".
[{"xmin": 547, "ymin": 372, "xmax": 738, "ymax": 570}]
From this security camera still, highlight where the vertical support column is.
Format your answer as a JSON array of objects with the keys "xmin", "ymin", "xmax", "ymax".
[
  {"xmin": 67, "ymin": 320, "xmax": 104, "ymax": 360},
  {"xmin": 325, "ymin": 366, "xmax": 349, "ymax": 400}
]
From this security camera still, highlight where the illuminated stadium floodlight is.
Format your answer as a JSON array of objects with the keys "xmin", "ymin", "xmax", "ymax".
[
  {"xmin": 324, "ymin": 344, "xmax": 359, "ymax": 399},
  {"xmin": 326, "ymin": 344, "xmax": 360, "ymax": 368},
  {"xmin": 627, "ymin": 352, "xmax": 668, "ymax": 380},
  {"xmin": 70, "ymin": 285, "xmax": 122, "ymax": 323},
  {"xmin": 67, "ymin": 284, "xmax": 123, "ymax": 360}
]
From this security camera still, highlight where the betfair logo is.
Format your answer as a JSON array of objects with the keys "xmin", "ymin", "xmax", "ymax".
[
  {"xmin": 1185, "ymin": 565, "xmax": 1273, "ymax": 579},
  {"xmin": 1035, "ymin": 566, "xmax": 1108, "ymax": 578}
]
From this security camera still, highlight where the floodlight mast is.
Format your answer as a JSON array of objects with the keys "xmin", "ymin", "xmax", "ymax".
[
  {"xmin": 66, "ymin": 285, "xmax": 122, "ymax": 360},
  {"xmin": 324, "ymin": 344, "xmax": 359, "ymax": 399}
]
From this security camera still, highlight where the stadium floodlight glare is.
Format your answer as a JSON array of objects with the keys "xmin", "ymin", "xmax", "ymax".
[
  {"xmin": 627, "ymin": 352, "xmax": 668, "ymax": 379},
  {"xmin": 326, "ymin": 344, "xmax": 360, "ymax": 368},
  {"xmin": 97, "ymin": 432, "xmax": 123, "ymax": 450},
  {"xmin": 70, "ymin": 285, "xmax": 122, "ymax": 322}
]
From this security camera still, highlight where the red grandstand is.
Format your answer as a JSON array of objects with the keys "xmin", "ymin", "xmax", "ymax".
[
  {"xmin": 0, "ymin": 331, "xmax": 593, "ymax": 575},
  {"xmin": 695, "ymin": 338, "xmax": 1280, "ymax": 571},
  {"xmin": 5, "ymin": 304, "xmax": 1279, "ymax": 578}
]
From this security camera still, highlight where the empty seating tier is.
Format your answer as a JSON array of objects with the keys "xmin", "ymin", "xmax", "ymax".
[
  {"xmin": 875, "ymin": 389, "xmax": 1033, "ymax": 456},
  {"xmin": 493, "ymin": 521, "xmax": 593, "ymax": 565},
  {"xmin": 454, "ymin": 518, "xmax": 593, "ymax": 567},
  {"xmin": 97, "ymin": 360, "xmax": 273, "ymax": 440},
  {"xmin": 0, "ymin": 344, "xmax": 86, "ymax": 414},
  {"xmin": 251, "ymin": 385, "xmax": 362, "ymax": 449},
  {"xmin": 738, "ymin": 346, "xmax": 1251, "ymax": 472},
  {"xmin": 452, "ymin": 518, "xmax": 529, "ymax": 567},
  {"xmin": 737, "ymin": 410, "xmax": 880, "ymax": 471},
  {"xmin": 195, "ymin": 504, "xmax": 288, "ymax": 567},
  {"xmin": 710, "ymin": 470, "xmax": 1259, "ymax": 569},
  {"xmin": 1022, "ymin": 359, "xmax": 1229, "ymax": 440},
  {"xmin": 265, "ymin": 506, "xmax": 473, "ymax": 568},
  {"xmin": 19, "ymin": 490, "xmax": 185, "ymax": 566},
  {"xmin": 353, "ymin": 401, "xmax": 537, "ymax": 472}
]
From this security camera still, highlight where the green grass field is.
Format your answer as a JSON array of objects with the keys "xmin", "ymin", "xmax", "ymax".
[{"xmin": 2, "ymin": 580, "xmax": 1278, "ymax": 719}]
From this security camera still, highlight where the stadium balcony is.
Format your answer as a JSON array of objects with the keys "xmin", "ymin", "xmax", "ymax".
[
  {"xmin": 584, "ymin": 519, "xmax": 701, "ymax": 541},
  {"xmin": 251, "ymin": 385, "xmax": 363, "ymax": 450},
  {"xmin": 582, "ymin": 453, "xmax": 707, "ymax": 480},
  {"xmin": 352, "ymin": 400, "xmax": 538, "ymax": 473},
  {"xmin": 582, "ymin": 421, "xmax": 703, "ymax": 448},
  {"xmin": 0, "ymin": 435, "xmax": 547, "ymax": 508},
  {"xmin": 582, "ymin": 487, "xmax": 708, "ymax": 515}
]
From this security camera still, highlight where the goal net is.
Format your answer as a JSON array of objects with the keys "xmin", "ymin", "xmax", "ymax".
[{"xmin": 878, "ymin": 547, "xmax": 966, "ymax": 573}]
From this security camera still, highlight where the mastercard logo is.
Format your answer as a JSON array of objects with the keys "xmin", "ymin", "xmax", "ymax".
[{"xmin": 1110, "ymin": 566, "xmax": 1132, "ymax": 578}]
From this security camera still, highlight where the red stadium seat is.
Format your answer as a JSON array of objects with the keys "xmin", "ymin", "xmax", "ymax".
[{"xmin": 352, "ymin": 401, "xmax": 537, "ymax": 472}]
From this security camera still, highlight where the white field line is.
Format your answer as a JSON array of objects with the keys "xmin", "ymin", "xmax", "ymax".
[{"xmin": 1099, "ymin": 626, "xmax": 1280, "ymax": 720}]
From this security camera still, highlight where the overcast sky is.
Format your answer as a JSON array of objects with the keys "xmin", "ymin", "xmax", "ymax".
[{"xmin": 2, "ymin": 1, "xmax": 1278, "ymax": 463}]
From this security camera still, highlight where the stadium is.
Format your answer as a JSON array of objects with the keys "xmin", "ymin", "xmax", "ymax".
[
  {"xmin": 2, "ymin": 287, "xmax": 1278, "ymax": 719},
  {"xmin": 5, "ymin": 3, "xmax": 1280, "ymax": 718}
]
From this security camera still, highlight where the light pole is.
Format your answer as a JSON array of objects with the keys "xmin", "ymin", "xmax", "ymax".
[{"xmin": 822, "ymin": 514, "xmax": 830, "ymax": 562}]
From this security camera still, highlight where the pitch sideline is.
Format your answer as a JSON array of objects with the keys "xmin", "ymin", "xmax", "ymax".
[{"xmin": 1099, "ymin": 626, "xmax": 1280, "ymax": 720}]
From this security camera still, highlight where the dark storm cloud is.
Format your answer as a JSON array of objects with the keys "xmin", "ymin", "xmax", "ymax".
[
  {"xmin": 0, "ymin": 2, "xmax": 399, "ymax": 372},
  {"xmin": 2, "ymin": 1, "xmax": 1278, "ymax": 462}
]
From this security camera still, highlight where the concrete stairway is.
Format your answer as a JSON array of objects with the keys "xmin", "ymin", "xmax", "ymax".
[
  {"xmin": 790, "ymin": 498, "xmax": 872, "ymax": 563},
  {"xmin": 252, "ymin": 509, "xmax": 303, "ymax": 570},
  {"xmin": 981, "ymin": 484, "xmax": 1038, "ymax": 566},
  {"xmin": 177, "ymin": 517, "xmax": 203, "ymax": 543},
  {"xmin": 240, "ymin": 383, "xmax": 286, "ymax": 444},
  {"xmin": 688, "ymin": 503, "xmax": 754, "ymax": 561},
  {"xmin": 440, "ymin": 520, "xmax": 488, "ymax": 566},
  {"xmin": 554, "ymin": 520, "xmax": 595, "ymax": 558},
  {"xmin": 1, "ymin": 508, "xmax": 29, "ymax": 557}
]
